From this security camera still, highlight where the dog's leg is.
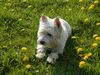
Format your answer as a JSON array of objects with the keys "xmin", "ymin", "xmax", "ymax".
[
  {"xmin": 36, "ymin": 49, "xmax": 46, "ymax": 59},
  {"xmin": 36, "ymin": 45, "xmax": 46, "ymax": 59},
  {"xmin": 47, "ymin": 44, "xmax": 64, "ymax": 64},
  {"xmin": 47, "ymin": 52, "xmax": 59, "ymax": 64}
]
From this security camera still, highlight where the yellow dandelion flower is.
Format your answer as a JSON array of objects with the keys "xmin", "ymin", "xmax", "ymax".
[
  {"xmin": 87, "ymin": 52, "xmax": 92, "ymax": 57},
  {"xmin": 96, "ymin": 23, "xmax": 100, "ymax": 26},
  {"xmin": 90, "ymin": 4, "xmax": 95, "ymax": 7},
  {"xmin": 94, "ymin": 0, "xmax": 99, "ymax": 4},
  {"xmin": 79, "ymin": 0, "xmax": 83, "ymax": 3},
  {"xmin": 93, "ymin": 34, "xmax": 98, "ymax": 38},
  {"xmin": 79, "ymin": 61, "xmax": 86, "ymax": 68},
  {"xmin": 89, "ymin": 4, "xmax": 95, "ymax": 10},
  {"xmin": 81, "ymin": 7, "xmax": 85, "ymax": 11},
  {"xmin": 25, "ymin": 64, "xmax": 31, "ymax": 69},
  {"xmin": 21, "ymin": 47, "xmax": 28, "ymax": 51},
  {"xmin": 95, "ymin": 36, "xmax": 100, "ymax": 41},
  {"xmin": 83, "ymin": 55, "xmax": 89, "ymax": 61},
  {"xmin": 84, "ymin": 18, "xmax": 89, "ymax": 23},
  {"xmin": 71, "ymin": 36, "xmax": 77, "ymax": 39},
  {"xmin": 77, "ymin": 48, "xmax": 83, "ymax": 53},
  {"xmin": 92, "ymin": 43, "xmax": 98, "ymax": 48},
  {"xmin": 22, "ymin": 56, "xmax": 29, "ymax": 61}
]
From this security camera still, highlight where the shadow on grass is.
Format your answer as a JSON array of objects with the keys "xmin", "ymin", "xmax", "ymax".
[
  {"xmin": 51, "ymin": 37, "xmax": 79, "ymax": 75},
  {"xmin": 52, "ymin": 37, "xmax": 96, "ymax": 75}
]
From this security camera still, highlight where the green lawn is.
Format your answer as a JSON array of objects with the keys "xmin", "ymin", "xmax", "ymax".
[{"xmin": 0, "ymin": 0, "xmax": 100, "ymax": 75}]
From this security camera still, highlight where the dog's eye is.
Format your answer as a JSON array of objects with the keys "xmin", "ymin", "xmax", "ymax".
[{"xmin": 47, "ymin": 33, "xmax": 52, "ymax": 36}]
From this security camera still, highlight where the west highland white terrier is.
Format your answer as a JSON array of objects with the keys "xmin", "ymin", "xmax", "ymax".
[{"xmin": 36, "ymin": 16, "xmax": 72, "ymax": 64}]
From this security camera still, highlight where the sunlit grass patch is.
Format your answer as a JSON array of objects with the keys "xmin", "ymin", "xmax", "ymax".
[{"xmin": 0, "ymin": 0, "xmax": 100, "ymax": 75}]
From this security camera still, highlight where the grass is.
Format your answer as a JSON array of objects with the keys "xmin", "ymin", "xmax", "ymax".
[{"xmin": 0, "ymin": 0, "xmax": 100, "ymax": 75}]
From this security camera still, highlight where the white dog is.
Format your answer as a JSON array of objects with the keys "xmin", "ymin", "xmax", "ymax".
[{"xmin": 36, "ymin": 16, "xmax": 72, "ymax": 64}]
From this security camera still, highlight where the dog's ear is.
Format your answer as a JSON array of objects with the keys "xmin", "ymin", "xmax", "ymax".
[
  {"xmin": 40, "ymin": 16, "xmax": 47, "ymax": 22},
  {"xmin": 54, "ymin": 18, "xmax": 62, "ymax": 33},
  {"xmin": 54, "ymin": 18, "xmax": 61, "ymax": 28}
]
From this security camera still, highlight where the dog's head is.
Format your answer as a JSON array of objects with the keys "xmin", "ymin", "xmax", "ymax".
[{"xmin": 37, "ymin": 16, "xmax": 62, "ymax": 48}]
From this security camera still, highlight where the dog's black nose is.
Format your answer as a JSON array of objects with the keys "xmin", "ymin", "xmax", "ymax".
[{"xmin": 40, "ymin": 41, "xmax": 45, "ymax": 45}]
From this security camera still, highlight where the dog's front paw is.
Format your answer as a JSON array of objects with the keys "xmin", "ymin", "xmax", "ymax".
[
  {"xmin": 36, "ymin": 53, "xmax": 45, "ymax": 59},
  {"xmin": 47, "ymin": 53, "xmax": 58, "ymax": 64},
  {"xmin": 47, "ymin": 57, "xmax": 55, "ymax": 64}
]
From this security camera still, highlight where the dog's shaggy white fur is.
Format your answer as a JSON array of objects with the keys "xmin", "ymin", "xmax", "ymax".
[{"xmin": 36, "ymin": 16, "xmax": 72, "ymax": 64}]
